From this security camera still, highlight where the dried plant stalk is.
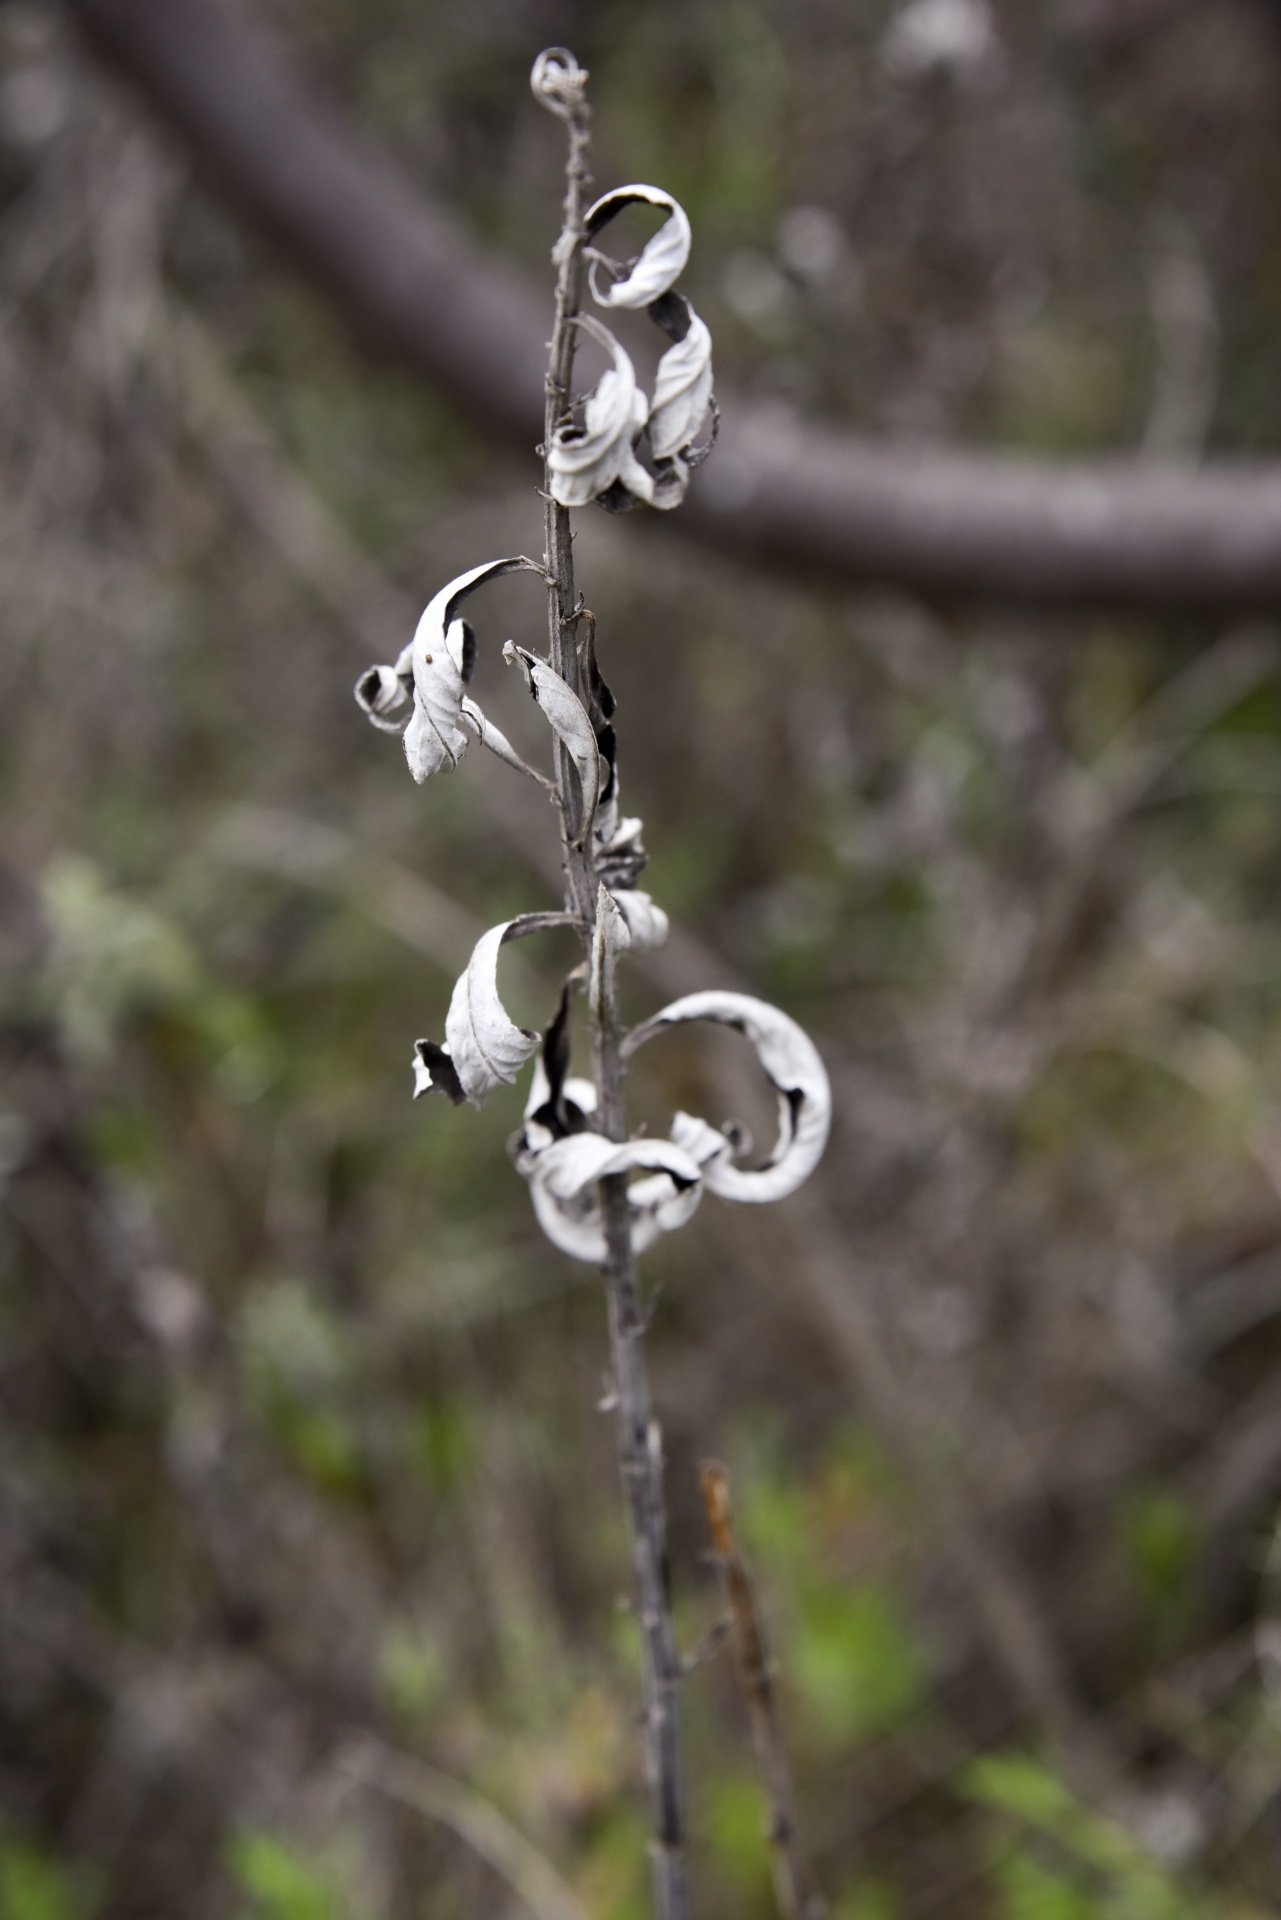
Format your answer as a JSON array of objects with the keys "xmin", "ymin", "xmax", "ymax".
[
  {"xmin": 533, "ymin": 50, "xmax": 689, "ymax": 1920},
  {"xmin": 356, "ymin": 46, "xmax": 829, "ymax": 1919},
  {"xmin": 700, "ymin": 1461, "xmax": 823, "ymax": 1920}
]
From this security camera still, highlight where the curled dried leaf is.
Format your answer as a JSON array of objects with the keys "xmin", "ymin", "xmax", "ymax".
[
  {"xmin": 594, "ymin": 812, "xmax": 648, "ymax": 891},
  {"xmin": 586, "ymin": 184, "xmax": 692, "ymax": 309},
  {"xmin": 612, "ymin": 889, "xmax": 669, "ymax": 951},
  {"xmin": 546, "ymin": 317, "xmax": 652, "ymax": 508},
  {"xmin": 516, "ymin": 1129, "xmax": 705, "ymax": 1265},
  {"xmin": 624, "ymin": 990, "xmax": 831, "ymax": 1201},
  {"xmin": 648, "ymin": 295, "xmax": 715, "ymax": 462},
  {"xmin": 397, "ymin": 557, "xmax": 531, "ymax": 783},
  {"xmin": 503, "ymin": 641, "xmax": 604, "ymax": 839},
  {"xmin": 354, "ymin": 657, "xmax": 413, "ymax": 734},
  {"xmin": 414, "ymin": 913, "xmax": 579, "ymax": 1108}
]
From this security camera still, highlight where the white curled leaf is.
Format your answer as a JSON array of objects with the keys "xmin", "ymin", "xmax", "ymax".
[
  {"xmin": 414, "ymin": 913, "xmax": 576, "ymax": 1108},
  {"xmin": 585, "ymin": 184, "xmax": 692, "ymax": 309},
  {"xmin": 649, "ymin": 305, "xmax": 714, "ymax": 461},
  {"xmin": 547, "ymin": 317, "xmax": 652, "ymax": 507},
  {"xmin": 503, "ymin": 641, "xmax": 604, "ymax": 837},
  {"xmin": 612, "ymin": 889, "xmax": 669, "ymax": 951},
  {"xmin": 624, "ymin": 990, "xmax": 831, "ymax": 1202},
  {"xmin": 519, "ymin": 1131, "xmax": 704, "ymax": 1265},
  {"xmin": 354, "ymin": 653, "xmax": 414, "ymax": 733},
  {"xmin": 402, "ymin": 557, "xmax": 529, "ymax": 783}
]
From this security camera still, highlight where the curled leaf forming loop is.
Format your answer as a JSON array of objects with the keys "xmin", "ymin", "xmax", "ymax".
[
  {"xmin": 585, "ymin": 184, "xmax": 692, "ymax": 308},
  {"xmin": 355, "ymin": 557, "xmax": 533, "ymax": 783},
  {"xmin": 512, "ymin": 984, "xmax": 829, "ymax": 1261},
  {"xmin": 624, "ymin": 990, "xmax": 831, "ymax": 1203},
  {"xmin": 546, "ymin": 316, "xmax": 652, "ymax": 508}
]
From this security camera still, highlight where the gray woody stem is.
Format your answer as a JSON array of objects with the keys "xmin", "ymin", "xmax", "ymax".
[
  {"xmin": 700, "ymin": 1463, "xmax": 822, "ymax": 1920},
  {"xmin": 537, "ymin": 51, "xmax": 594, "ymax": 924},
  {"xmin": 533, "ymin": 52, "xmax": 689, "ymax": 1920}
]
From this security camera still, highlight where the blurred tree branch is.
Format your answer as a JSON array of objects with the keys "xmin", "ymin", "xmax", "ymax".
[{"xmin": 63, "ymin": 0, "xmax": 1281, "ymax": 613}]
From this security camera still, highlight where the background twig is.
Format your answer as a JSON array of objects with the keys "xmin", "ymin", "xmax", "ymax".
[{"xmin": 700, "ymin": 1461, "xmax": 823, "ymax": 1920}]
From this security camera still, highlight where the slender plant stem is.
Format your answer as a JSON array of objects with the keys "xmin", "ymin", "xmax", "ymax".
[
  {"xmin": 539, "ymin": 56, "xmax": 594, "ymax": 922},
  {"xmin": 534, "ymin": 51, "xmax": 689, "ymax": 1920}
]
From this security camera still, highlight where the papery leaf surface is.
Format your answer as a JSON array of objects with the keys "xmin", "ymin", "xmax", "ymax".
[
  {"xmin": 503, "ymin": 642, "xmax": 604, "ymax": 835},
  {"xmin": 611, "ymin": 889, "xmax": 669, "ymax": 951},
  {"xmin": 354, "ymin": 656, "xmax": 413, "ymax": 733},
  {"xmin": 413, "ymin": 913, "xmax": 576, "ymax": 1108},
  {"xmin": 624, "ymin": 990, "xmax": 831, "ymax": 1200},
  {"xmin": 585, "ymin": 184, "xmax": 692, "ymax": 308},
  {"xmin": 649, "ymin": 303, "xmax": 715, "ymax": 461},
  {"xmin": 517, "ymin": 1129, "xmax": 704, "ymax": 1264},
  {"xmin": 400, "ymin": 558, "xmax": 528, "ymax": 783},
  {"xmin": 546, "ymin": 319, "xmax": 652, "ymax": 507},
  {"xmin": 594, "ymin": 812, "xmax": 648, "ymax": 890}
]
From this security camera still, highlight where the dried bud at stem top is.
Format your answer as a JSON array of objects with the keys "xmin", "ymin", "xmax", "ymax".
[{"xmin": 531, "ymin": 48, "xmax": 589, "ymax": 121}]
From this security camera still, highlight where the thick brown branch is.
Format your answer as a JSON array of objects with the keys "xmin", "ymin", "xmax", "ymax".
[{"xmin": 65, "ymin": 0, "xmax": 1281, "ymax": 613}]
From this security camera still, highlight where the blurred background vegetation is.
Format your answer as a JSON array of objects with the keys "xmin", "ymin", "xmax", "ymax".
[{"xmin": 6, "ymin": 0, "xmax": 1281, "ymax": 1914}]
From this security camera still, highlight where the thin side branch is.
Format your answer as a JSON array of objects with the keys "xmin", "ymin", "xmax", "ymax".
[{"xmin": 700, "ymin": 1462, "xmax": 823, "ymax": 1920}]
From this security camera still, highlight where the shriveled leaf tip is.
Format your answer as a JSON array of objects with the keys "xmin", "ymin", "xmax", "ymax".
[{"xmin": 412, "ymin": 1039, "xmax": 466, "ymax": 1106}]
